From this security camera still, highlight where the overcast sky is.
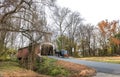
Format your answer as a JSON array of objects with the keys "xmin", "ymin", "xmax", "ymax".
[{"xmin": 56, "ymin": 0, "xmax": 120, "ymax": 25}]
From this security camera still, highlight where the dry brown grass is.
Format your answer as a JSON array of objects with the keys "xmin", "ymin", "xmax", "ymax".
[
  {"xmin": 1, "ymin": 70, "xmax": 50, "ymax": 77},
  {"xmin": 79, "ymin": 56, "xmax": 120, "ymax": 64},
  {"xmin": 56, "ymin": 60, "xmax": 96, "ymax": 77},
  {"xmin": 1, "ymin": 69, "xmax": 51, "ymax": 77}
]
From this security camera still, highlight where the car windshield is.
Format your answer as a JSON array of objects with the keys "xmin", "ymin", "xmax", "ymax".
[{"xmin": 61, "ymin": 49, "xmax": 67, "ymax": 54}]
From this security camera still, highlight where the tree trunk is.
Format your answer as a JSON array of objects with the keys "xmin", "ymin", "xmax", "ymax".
[{"xmin": 27, "ymin": 43, "xmax": 36, "ymax": 70}]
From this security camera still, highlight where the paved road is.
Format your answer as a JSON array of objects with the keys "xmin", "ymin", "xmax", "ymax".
[
  {"xmin": 48, "ymin": 56, "xmax": 120, "ymax": 75},
  {"xmin": 94, "ymin": 73, "xmax": 120, "ymax": 77}
]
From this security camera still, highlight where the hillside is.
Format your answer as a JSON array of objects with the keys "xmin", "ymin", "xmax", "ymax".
[
  {"xmin": 0, "ymin": 57, "xmax": 96, "ymax": 77},
  {"xmin": 0, "ymin": 61, "xmax": 50, "ymax": 77}
]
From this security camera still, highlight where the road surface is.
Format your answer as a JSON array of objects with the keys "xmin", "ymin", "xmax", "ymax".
[{"xmin": 48, "ymin": 56, "xmax": 120, "ymax": 76}]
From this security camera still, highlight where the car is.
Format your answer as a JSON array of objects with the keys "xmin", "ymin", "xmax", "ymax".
[{"xmin": 60, "ymin": 49, "xmax": 68, "ymax": 57}]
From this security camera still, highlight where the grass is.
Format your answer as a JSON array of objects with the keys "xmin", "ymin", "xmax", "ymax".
[
  {"xmin": 79, "ymin": 56, "xmax": 120, "ymax": 64},
  {"xmin": 0, "ymin": 60, "xmax": 51, "ymax": 77},
  {"xmin": 0, "ymin": 61, "xmax": 21, "ymax": 71}
]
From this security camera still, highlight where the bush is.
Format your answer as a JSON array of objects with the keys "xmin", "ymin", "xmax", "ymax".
[
  {"xmin": 73, "ymin": 52, "xmax": 81, "ymax": 58},
  {"xmin": 36, "ymin": 57, "xmax": 69, "ymax": 76}
]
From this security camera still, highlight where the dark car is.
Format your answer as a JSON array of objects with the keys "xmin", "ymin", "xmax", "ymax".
[{"xmin": 55, "ymin": 49, "xmax": 69, "ymax": 58}]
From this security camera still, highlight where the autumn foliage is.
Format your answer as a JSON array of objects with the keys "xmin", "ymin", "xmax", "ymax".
[
  {"xmin": 98, "ymin": 20, "xmax": 120, "ymax": 45},
  {"xmin": 110, "ymin": 37, "xmax": 120, "ymax": 45},
  {"xmin": 98, "ymin": 20, "xmax": 108, "ymax": 34}
]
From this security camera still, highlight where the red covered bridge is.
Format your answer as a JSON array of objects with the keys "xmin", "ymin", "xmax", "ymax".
[{"xmin": 16, "ymin": 43, "xmax": 54, "ymax": 61}]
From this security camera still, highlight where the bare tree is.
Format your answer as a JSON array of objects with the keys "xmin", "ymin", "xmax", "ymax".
[
  {"xmin": 52, "ymin": 7, "xmax": 71, "ymax": 49},
  {"xmin": 0, "ymin": 0, "xmax": 31, "ymax": 57},
  {"xmin": 75, "ymin": 24, "xmax": 95, "ymax": 56},
  {"xmin": 65, "ymin": 12, "xmax": 83, "ymax": 55},
  {"xmin": 76, "ymin": 24, "xmax": 87, "ymax": 56},
  {"xmin": 0, "ymin": 0, "xmax": 56, "ymax": 70},
  {"xmin": 85, "ymin": 24, "xmax": 94, "ymax": 56}
]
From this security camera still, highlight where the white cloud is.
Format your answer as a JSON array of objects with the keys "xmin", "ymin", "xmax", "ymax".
[{"xmin": 57, "ymin": 0, "xmax": 120, "ymax": 25}]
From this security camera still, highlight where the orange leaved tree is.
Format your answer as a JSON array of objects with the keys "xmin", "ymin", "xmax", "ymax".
[{"xmin": 98, "ymin": 20, "xmax": 120, "ymax": 55}]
